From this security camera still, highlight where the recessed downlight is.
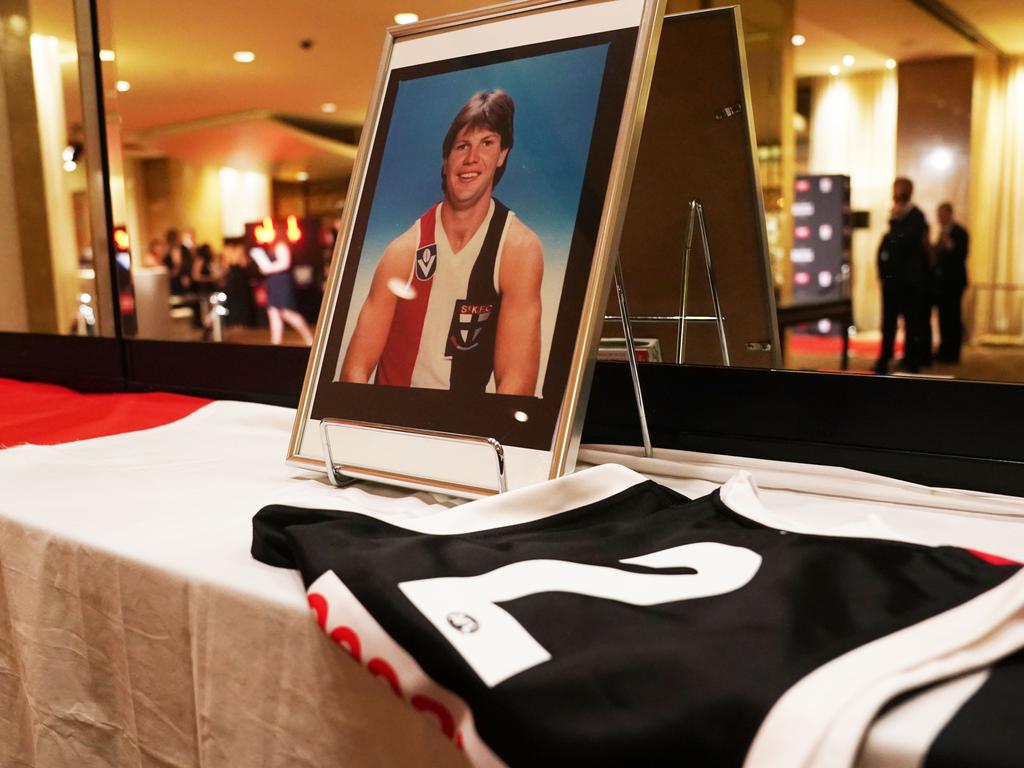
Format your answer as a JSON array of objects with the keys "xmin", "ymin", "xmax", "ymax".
[
  {"xmin": 394, "ymin": 12, "xmax": 419, "ymax": 24},
  {"xmin": 885, "ymin": 58, "xmax": 897, "ymax": 70},
  {"xmin": 233, "ymin": 51, "xmax": 256, "ymax": 63},
  {"xmin": 296, "ymin": 171, "xmax": 310, "ymax": 182},
  {"xmin": 926, "ymin": 146, "xmax": 954, "ymax": 172},
  {"xmin": 321, "ymin": 102, "xmax": 337, "ymax": 113},
  {"xmin": 791, "ymin": 34, "xmax": 806, "ymax": 46},
  {"xmin": 842, "ymin": 54, "xmax": 855, "ymax": 67},
  {"xmin": 99, "ymin": 49, "xmax": 115, "ymax": 62},
  {"xmin": 116, "ymin": 80, "xmax": 131, "ymax": 92},
  {"xmin": 828, "ymin": 65, "xmax": 841, "ymax": 76}
]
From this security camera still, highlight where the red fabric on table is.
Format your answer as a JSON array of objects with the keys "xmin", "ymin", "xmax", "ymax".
[{"xmin": 0, "ymin": 378, "xmax": 211, "ymax": 448}]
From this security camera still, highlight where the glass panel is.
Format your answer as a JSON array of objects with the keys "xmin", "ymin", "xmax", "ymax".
[
  {"xmin": 786, "ymin": 0, "xmax": 1024, "ymax": 384},
  {"xmin": 93, "ymin": 0, "xmax": 1024, "ymax": 386},
  {"xmin": 631, "ymin": 1, "xmax": 1024, "ymax": 385},
  {"xmin": 0, "ymin": 0, "xmax": 110, "ymax": 336},
  {"xmin": 95, "ymin": 0, "xmax": 394, "ymax": 346}
]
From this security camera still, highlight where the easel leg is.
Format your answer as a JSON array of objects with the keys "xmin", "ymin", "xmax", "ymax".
[
  {"xmin": 614, "ymin": 258, "xmax": 653, "ymax": 458},
  {"xmin": 695, "ymin": 202, "xmax": 730, "ymax": 366},
  {"xmin": 677, "ymin": 202, "xmax": 697, "ymax": 365}
]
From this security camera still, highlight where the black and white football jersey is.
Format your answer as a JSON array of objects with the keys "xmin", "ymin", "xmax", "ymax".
[
  {"xmin": 921, "ymin": 648, "xmax": 1023, "ymax": 768},
  {"xmin": 860, "ymin": 646, "xmax": 1024, "ymax": 768},
  {"xmin": 251, "ymin": 465, "xmax": 1024, "ymax": 767}
]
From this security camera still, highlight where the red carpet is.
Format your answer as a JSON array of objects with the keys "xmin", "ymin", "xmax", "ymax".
[
  {"xmin": 788, "ymin": 334, "xmax": 903, "ymax": 358},
  {"xmin": 0, "ymin": 378, "xmax": 211, "ymax": 448}
]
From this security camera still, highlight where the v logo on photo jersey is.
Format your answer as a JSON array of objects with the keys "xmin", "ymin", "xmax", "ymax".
[
  {"xmin": 416, "ymin": 244, "xmax": 438, "ymax": 281},
  {"xmin": 399, "ymin": 542, "xmax": 762, "ymax": 687}
]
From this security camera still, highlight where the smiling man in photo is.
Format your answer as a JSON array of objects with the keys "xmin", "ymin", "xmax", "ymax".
[{"xmin": 340, "ymin": 90, "xmax": 544, "ymax": 394}]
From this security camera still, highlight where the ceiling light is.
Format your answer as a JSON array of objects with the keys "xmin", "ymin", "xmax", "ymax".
[
  {"xmin": 116, "ymin": 80, "xmax": 131, "ymax": 92},
  {"xmin": 828, "ymin": 65, "xmax": 841, "ymax": 76},
  {"xmin": 885, "ymin": 58, "xmax": 897, "ymax": 70},
  {"xmin": 791, "ymin": 34, "xmax": 806, "ymax": 46},
  {"xmin": 233, "ymin": 51, "xmax": 256, "ymax": 63},
  {"xmin": 296, "ymin": 171, "xmax": 310, "ymax": 182},
  {"xmin": 99, "ymin": 49, "xmax": 115, "ymax": 62},
  {"xmin": 320, "ymin": 102, "xmax": 337, "ymax": 114},
  {"xmin": 926, "ymin": 146, "xmax": 954, "ymax": 173},
  {"xmin": 842, "ymin": 55, "xmax": 855, "ymax": 67},
  {"xmin": 63, "ymin": 160, "xmax": 77, "ymax": 172},
  {"xmin": 394, "ymin": 12, "xmax": 419, "ymax": 24},
  {"xmin": 8, "ymin": 14, "xmax": 28, "ymax": 37}
]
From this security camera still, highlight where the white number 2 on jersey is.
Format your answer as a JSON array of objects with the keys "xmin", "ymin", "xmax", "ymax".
[{"xmin": 399, "ymin": 542, "xmax": 761, "ymax": 687}]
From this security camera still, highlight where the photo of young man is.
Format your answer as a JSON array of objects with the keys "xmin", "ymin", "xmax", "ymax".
[{"xmin": 340, "ymin": 90, "xmax": 544, "ymax": 395}]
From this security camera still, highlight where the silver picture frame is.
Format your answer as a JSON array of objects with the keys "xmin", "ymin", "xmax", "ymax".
[{"xmin": 288, "ymin": 0, "xmax": 666, "ymax": 497}]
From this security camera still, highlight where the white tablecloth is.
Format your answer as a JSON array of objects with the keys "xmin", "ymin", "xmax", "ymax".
[{"xmin": 1, "ymin": 400, "xmax": 1021, "ymax": 767}]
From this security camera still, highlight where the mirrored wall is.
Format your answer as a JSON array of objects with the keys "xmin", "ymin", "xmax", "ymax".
[
  {"xmin": 0, "ymin": 0, "xmax": 107, "ymax": 336},
  {"xmin": 93, "ymin": 0, "xmax": 366, "ymax": 346},
  {"xmin": 9, "ymin": 0, "xmax": 1020, "ymax": 394}
]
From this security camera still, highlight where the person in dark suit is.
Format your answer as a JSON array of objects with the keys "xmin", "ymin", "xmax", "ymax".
[
  {"xmin": 932, "ymin": 202, "xmax": 969, "ymax": 363},
  {"xmin": 874, "ymin": 177, "xmax": 931, "ymax": 374}
]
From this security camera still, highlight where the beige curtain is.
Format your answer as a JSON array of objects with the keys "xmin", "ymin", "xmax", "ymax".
[
  {"xmin": 808, "ymin": 71, "xmax": 898, "ymax": 333},
  {"xmin": 969, "ymin": 55, "xmax": 1024, "ymax": 338},
  {"xmin": 30, "ymin": 33, "xmax": 79, "ymax": 335}
]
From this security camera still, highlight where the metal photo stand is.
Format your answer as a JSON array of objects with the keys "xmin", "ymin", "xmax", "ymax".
[
  {"xmin": 320, "ymin": 418, "xmax": 507, "ymax": 494},
  {"xmin": 603, "ymin": 198, "xmax": 731, "ymax": 462},
  {"xmin": 319, "ymin": 254, "xmax": 655, "ymax": 493},
  {"xmin": 604, "ymin": 200, "xmax": 729, "ymax": 367},
  {"xmin": 319, "ymin": 198, "xmax": 730, "ymax": 491}
]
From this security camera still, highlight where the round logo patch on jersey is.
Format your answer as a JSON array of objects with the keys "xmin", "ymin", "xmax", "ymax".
[
  {"xmin": 415, "ymin": 244, "xmax": 438, "ymax": 281},
  {"xmin": 447, "ymin": 611, "xmax": 479, "ymax": 634}
]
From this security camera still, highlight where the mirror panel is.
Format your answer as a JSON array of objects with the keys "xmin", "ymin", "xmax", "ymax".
[
  {"xmin": 80, "ymin": 0, "xmax": 1024, "ymax": 390},
  {"xmin": 0, "ymin": 0, "xmax": 112, "ymax": 337},
  {"xmin": 95, "ymin": 0, "xmax": 503, "ymax": 348},
  {"xmin": 617, "ymin": 1, "xmax": 1024, "ymax": 388},
  {"xmin": 610, "ymin": 7, "xmax": 779, "ymax": 369}
]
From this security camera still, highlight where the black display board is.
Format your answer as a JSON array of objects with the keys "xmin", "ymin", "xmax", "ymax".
[{"xmin": 791, "ymin": 174, "xmax": 851, "ymax": 306}]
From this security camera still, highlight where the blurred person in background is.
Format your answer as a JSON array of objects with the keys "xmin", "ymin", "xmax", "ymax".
[
  {"xmin": 250, "ymin": 239, "xmax": 314, "ymax": 346},
  {"xmin": 163, "ymin": 228, "xmax": 193, "ymax": 296},
  {"xmin": 191, "ymin": 243, "xmax": 223, "ymax": 338},
  {"xmin": 143, "ymin": 238, "xmax": 167, "ymax": 268},
  {"xmin": 874, "ymin": 177, "xmax": 930, "ymax": 374},
  {"xmin": 181, "ymin": 227, "xmax": 197, "ymax": 252},
  {"xmin": 932, "ymin": 202, "xmax": 969, "ymax": 364},
  {"xmin": 221, "ymin": 238, "xmax": 257, "ymax": 328}
]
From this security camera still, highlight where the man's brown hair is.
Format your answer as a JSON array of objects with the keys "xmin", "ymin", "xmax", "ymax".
[
  {"xmin": 441, "ymin": 90, "xmax": 515, "ymax": 190},
  {"xmin": 893, "ymin": 177, "xmax": 914, "ymax": 204}
]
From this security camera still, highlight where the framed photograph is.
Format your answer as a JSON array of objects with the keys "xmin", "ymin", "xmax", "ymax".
[{"xmin": 289, "ymin": 0, "xmax": 665, "ymax": 496}]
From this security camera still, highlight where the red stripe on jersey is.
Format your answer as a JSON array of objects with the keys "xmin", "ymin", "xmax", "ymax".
[
  {"xmin": 967, "ymin": 549, "xmax": 1021, "ymax": 566},
  {"xmin": 376, "ymin": 205, "xmax": 437, "ymax": 387}
]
